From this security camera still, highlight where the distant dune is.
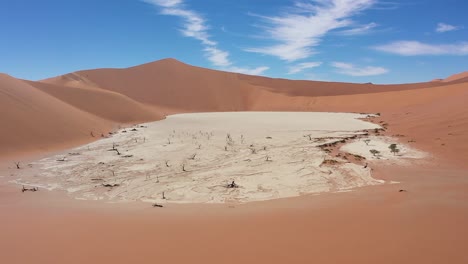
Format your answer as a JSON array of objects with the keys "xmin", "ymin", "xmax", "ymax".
[
  {"xmin": 1, "ymin": 58, "xmax": 467, "ymax": 166},
  {"xmin": 442, "ymin": 71, "xmax": 468, "ymax": 83},
  {"xmin": 41, "ymin": 58, "xmax": 460, "ymax": 112}
]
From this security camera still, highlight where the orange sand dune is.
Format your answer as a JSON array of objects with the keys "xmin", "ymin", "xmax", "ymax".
[
  {"xmin": 43, "ymin": 59, "xmax": 459, "ymax": 112},
  {"xmin": 0, "ymin": 74, "xmax": 112, "ymax": 159},
  {"xmin": 442, "ymin": 71, "xmax": 468, "ymax": 82},
  {"xmin": 43, "ymin": 59, "xmax": 249, "ymax": 112},
  {"xmin": 27, "ymin": 80, "xmax": 162, "ymax": 123}
]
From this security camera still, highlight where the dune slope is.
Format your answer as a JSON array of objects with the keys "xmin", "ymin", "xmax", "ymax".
[
  {"xmin": 27, "ymin": 80, "xmax": 162, "ymax": 123},
  {"xmin": 0, "ymin": 74, "xmax": 112, "ymax": 158},
  {"xmin": 41, "ymin": 59, "xmax": 456, "ymax": 111}
]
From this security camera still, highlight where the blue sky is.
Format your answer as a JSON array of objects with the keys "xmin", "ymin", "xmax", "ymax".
[{"xmin": 1, "ymin": 0, "xmax": 467, "ymax": 83}]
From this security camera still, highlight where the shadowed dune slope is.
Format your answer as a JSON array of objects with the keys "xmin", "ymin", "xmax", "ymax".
[
  {"xmin": 0, "ymin": 74, "xmax": 113, "ymax": 158},
  {"xmin": 26, "ymin": 80, "xmax": 163, "ymax": 123},
  {"xmin": 43, "ymin": 59, "xmax": 249, "ymax": 112}
]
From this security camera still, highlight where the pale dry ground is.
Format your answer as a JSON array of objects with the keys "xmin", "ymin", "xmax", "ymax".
[
  {"xmin": 340, "ymin": 135, "xmax": 428, "ymax": 162},
  {"xmin": 10, "ymin": 112, "xmax": 425, "ymax": 204}
]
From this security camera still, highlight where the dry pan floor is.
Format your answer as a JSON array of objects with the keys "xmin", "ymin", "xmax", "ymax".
[{"xmin": 9, "ymin": 112, "xmax": 425, "ymax": 204}]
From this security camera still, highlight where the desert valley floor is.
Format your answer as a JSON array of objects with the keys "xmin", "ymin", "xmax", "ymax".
[
  {"xmin": 1, "ymin": 59, "xmax": 467, "ymax": 264},
  {"xmin": 10, "ymin": 112, "xmax": 427, "ymax": 204}
]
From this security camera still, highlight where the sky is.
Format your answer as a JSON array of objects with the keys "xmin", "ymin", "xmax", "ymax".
[{"xmin": 1, "ymin": 0, "xmax": 467, "ymax": 83}]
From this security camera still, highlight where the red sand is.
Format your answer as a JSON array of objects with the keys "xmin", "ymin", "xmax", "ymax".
[{"xmin": 1, "ymin": 59, "xmax": 467, "ymax": 263}]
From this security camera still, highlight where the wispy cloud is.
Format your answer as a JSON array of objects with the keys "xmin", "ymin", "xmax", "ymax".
[
  {"xmin": 435, "ymin": 23, "xmax": 461, "ymax": 33},
  {"xmin": 331, "ymin": 62, "xmax": 388, "ymax": 76},
  {"xmin": 142, "ymin": 0, "xmax": 269, "ymax": 75},
  {"xmin": 245, "ymin": 0, "xmax": 377, "ymax": 61},
  {"xmin": 288, "ymin": 62, "xmax": 322, "ymax": 74},
  {"xmin": 228, "ymin": 66, "xmax": 270, "ymax": 76},
  {"xmin": 373, "ymin": 41, "xmax": 468, "ymax": 56},
  {"xmin": 338, "ymin": 22, "xmax": 378, "ymax": 35}
]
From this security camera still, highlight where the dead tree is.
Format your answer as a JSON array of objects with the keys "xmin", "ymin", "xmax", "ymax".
[
  {"xmin": 304, "ymin": 134, "xmax": 312, "ymax": 141},
  {"xmin": 265, "ymin": 156, "xmax": 272, "ymax": 162},
  {"xmin": 165, "ymin": 161, "xmax": 170, "ymax": 167},
  {"xmin": 182, "ymin": 164, "xmax": 187, "ymax": 172},
  {"xmin": 227, "ymin": 181, "xmax": 238, "ymax": 189},
  {"xmin": 22, "ymin": 186, "xmax": 38, "ymax": 193},
  {"xmin": 369, "ymin": 149, "xmax": 380, "ymax": 157},
  {"xmin": 189, "ymin": 154, "xmax": 197, "ymax": 160},
  {"xmin": 162, "ymin": 192, "xmax": 166, "ymax": 199},
  {"xmin": 102, "ymin": 183, "xmax": 119, "ymax": 188},
  {"xmin": 364, "ymin": 139, "xmax": 371, "ymax": 146},
  {"xmin": 14, "ymin": 162, "xmax": 20, "ymax": 169},
  {"xmin": 90, "ymin": 131, "xmax": 95, "ymax": 137}
]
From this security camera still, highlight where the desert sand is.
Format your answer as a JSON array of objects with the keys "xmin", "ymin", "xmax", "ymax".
[{"xmin": 1, "ymin": 59, "xmax": 467, "ymax": 264}]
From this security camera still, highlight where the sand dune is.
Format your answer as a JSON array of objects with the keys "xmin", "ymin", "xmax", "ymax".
[
  {"xmin": 27, "ymin": 80, "xmax": 162, "ymax": 123},
  {"xmin": 442, "ymin": 71, "xmax": 468, "ymax": 82},
  {"xmin": 0, "ymin": 74, "xmax": 112, "ymax": 159},
  {"xmin": 42, "ymin": 58, "xmax": 459, "ymax": 112},
  {"xmin": 43, "ymin": 59, "xmax": 249, "ymax": 112}
]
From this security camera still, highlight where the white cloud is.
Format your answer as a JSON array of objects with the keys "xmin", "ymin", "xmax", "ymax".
[
  {"xmin": 331, "ymin": 62, "xmax": 388, "ymax": 76},
  {"xmin": 373, "ymin": 41, "xmax": 468, "ymax": 56},
  {"xmin": 204, "ymin": 47, "xmax": 231, "ymax": 67},
  {"xmin": 227, "ymin": 66, "xmax": 270, "ymax": 76},
  {"xmin": 288, "ymin": 62, "xmax": 322, "ymax": 74},
  {"xmin": 143, "ymin": 0, "xmax": 182, "ymax": 8},
  {"xmin": 246, "ymin": 0, "xmax": 377, "ymax": 61},
  {"xmin": 338, "ymin": 22, "xmax": 378, "ymax": 35},
  {"xmin": 436, "ymin": 23, "xmax": 460, "ymax": 33},
  {"xmin": 142, "ymin": 0, "xmax": 268, "ymax": 73}
]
